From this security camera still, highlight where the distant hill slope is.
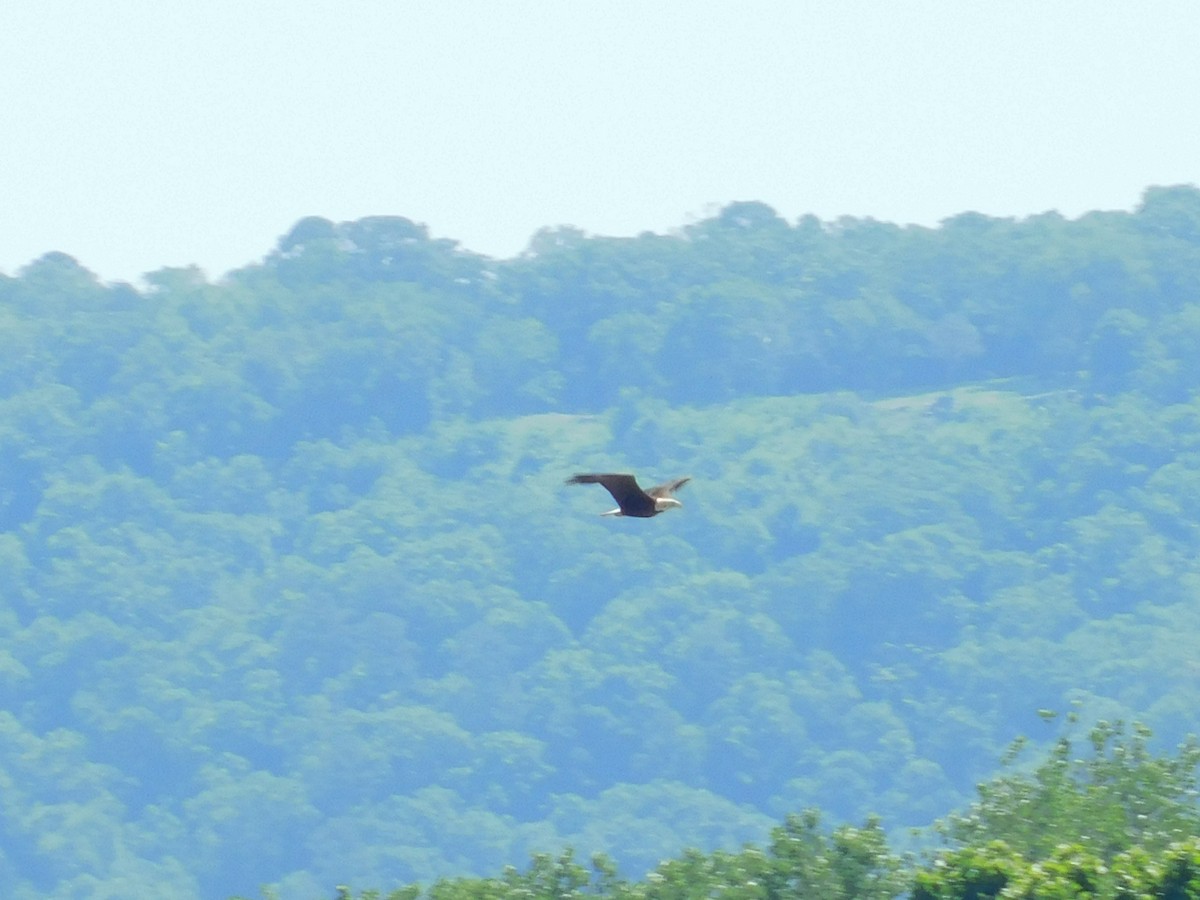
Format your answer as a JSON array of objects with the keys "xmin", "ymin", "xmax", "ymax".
[{"xmin": 0, "ymin": 187, "xmax": 1198, "ymax": 898}]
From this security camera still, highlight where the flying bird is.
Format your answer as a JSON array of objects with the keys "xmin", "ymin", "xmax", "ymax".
[{"xmin": 565, "ymin": 473, "xmax": 691, "ymax": 518}]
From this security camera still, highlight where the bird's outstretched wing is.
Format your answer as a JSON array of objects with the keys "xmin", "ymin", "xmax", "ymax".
[
  {"xmin": 565, "ymin": 473, "xmax": 647, "ymax": 507},
  {"xmin": 646, "ymin": 476, "xmax": 691, "ymax": 499}
]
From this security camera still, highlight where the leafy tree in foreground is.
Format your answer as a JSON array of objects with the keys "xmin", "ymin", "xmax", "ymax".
[
  {"xmin": 914, "ymin": 716, "xmax": 1200, "ymax": 899},
  {"xmin": 934, "ymin": 717, "xmax": 1200, "ymax": 860},
  {"xmin": 911, "ymin": 838, "xmax": 1200, "ymax": 899}
]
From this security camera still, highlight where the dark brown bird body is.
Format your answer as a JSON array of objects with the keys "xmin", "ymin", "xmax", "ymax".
[{"xmin": 565, "ymin": 473, "xmax": 690, "ymax": 517}]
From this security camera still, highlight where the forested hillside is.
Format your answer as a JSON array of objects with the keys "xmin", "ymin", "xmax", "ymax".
[{"xmin": 2, "ymin": 186, "xmax": 1200, "ymax": 898}]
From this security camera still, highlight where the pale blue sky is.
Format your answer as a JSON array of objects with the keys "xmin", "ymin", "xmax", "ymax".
[{"xmin": 3, "ymin": 2, "xmax": 1199, "ymax": 283}]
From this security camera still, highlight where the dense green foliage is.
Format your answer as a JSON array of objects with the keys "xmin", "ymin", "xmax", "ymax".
[
  {"xmin": 2, "ymin": 186, "xmax": 1200, "ymax": 897},
  {"xmin": 913, "ymin": 716, "xmax": 1200, "ymax": 899},
  {"xmin": 936, "ymin": 717, "xmax": 1200, "ymax": 860}
]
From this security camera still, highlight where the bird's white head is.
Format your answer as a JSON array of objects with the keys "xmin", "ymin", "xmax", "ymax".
[{"xmin": 654, "ymin": 497, "xmax": 683, "ymax": 513}]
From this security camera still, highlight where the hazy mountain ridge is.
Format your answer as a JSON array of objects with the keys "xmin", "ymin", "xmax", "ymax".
[{"xmin": 1, "ymin": 187, "xmax": 1199, "ymax": 897}]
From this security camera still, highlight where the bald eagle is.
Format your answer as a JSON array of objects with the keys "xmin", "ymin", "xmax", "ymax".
[{"xmin": 566, "ymin": 473, "xmax": 691, "ymax": 518}]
